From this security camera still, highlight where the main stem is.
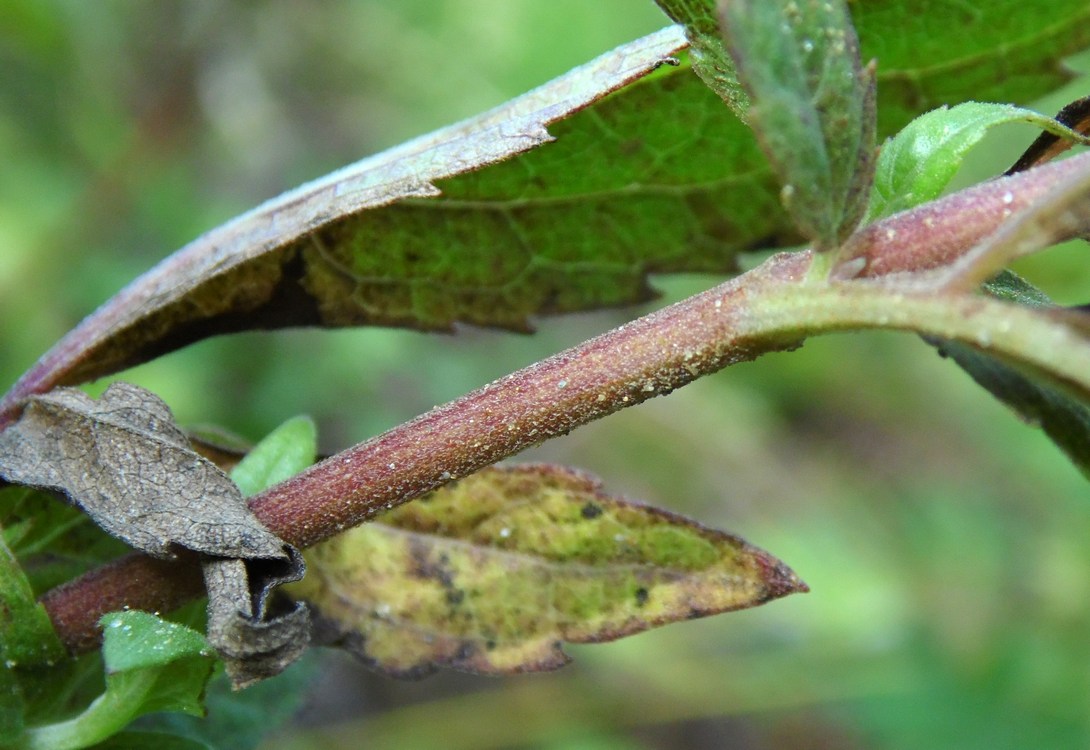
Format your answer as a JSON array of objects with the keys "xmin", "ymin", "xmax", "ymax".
[{"xmin": 35, "ymin": 150, "xmax": 1090, "ymax": 655}]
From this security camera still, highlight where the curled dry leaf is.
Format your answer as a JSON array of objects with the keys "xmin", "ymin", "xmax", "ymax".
[
  {"xmin": 202, "ymin": 554, "xmax": 309, "ymax": 690},
  {"xmin": 0, "ymin": 382, "xmax": 307, "ymax": 686},
  {"xmin": 287, "ymin": 464, "xmax": 806, "ymax": 678}
]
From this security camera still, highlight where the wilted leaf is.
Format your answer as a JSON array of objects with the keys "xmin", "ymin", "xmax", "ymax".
[
  {"xmin": 870, "ymin": 102, "xmax": 1090, "ymax": 220},
  {"xmin": 0, "ymin": 382, "xmax": 308, "ymax": 688},
  {"xmin": 16, "ymin": 611, "xmax": 214, "ymax": 750},
  {"xmin": 202, "ymin": 554, "xmax": 309, "ymax": 690},
  {"xmin": 718, "ymin": 0, "xmax": 876, "ymax": 248},
  {"xmin": 0, "ymin": 383, "xmax": 286, "ymax": 561},
  {"xmin": 287, "ymin": 465, "xmax": 806, "ymax": 678}
]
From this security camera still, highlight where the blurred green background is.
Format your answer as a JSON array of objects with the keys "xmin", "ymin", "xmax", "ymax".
[{"xmin": 3, "ymin": 2, "xmax": 1090, "ymax": 749}]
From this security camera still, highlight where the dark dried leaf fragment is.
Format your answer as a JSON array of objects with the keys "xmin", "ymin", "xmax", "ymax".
[
  {"xmin": 202, "ymin": 553, "xmax": 309, "ymax": 690},
  {"xmin": 1006, "ymin": 95, "xmax": 1090, "ymax": 175}
]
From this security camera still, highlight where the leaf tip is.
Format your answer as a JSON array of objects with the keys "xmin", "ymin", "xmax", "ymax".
[{"xmin": 751, "ymin": 547, "xmax": 809, "ymax": 601}]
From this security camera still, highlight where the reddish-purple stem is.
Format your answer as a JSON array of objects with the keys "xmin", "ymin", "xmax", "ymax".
[{"xmin": 31, "ymin": 150, "xmax": 1090, "ymax": 653}]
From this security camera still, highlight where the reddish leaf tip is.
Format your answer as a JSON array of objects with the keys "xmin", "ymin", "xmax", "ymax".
[{"xmin": 753, "ymin": 548, "xmax": 809, "ymax": 600}]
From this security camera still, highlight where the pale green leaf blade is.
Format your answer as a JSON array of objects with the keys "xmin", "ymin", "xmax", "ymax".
[
  {"xmin": 286, "ymin": 465, "xmax": 806, "ymax": 677},
  {"xmin": 19, "ymin": 612, "xmax": 214, "ymax": 750},
  {"xmin": 718, "ymin": 0, "xmax": 876, "ymax": 247},
  {"xmin": 229, "ymin": 417, "xmax": 317, "ymax": 498},
  {"xmin": 100, "ymin": 611, "xmax": 211, "ymax": 675},
  {"xmin": 870, "ymin": 102, "xmax": 1090, "ymax": 219}
]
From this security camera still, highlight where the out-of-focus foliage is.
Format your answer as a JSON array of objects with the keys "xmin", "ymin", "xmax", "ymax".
[{"xmin": 3, "ymin": 2, "xmax": 1090, "ymax": 749}]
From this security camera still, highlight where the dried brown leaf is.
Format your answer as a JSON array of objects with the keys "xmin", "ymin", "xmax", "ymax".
[
  {"xmin": 0, "ymin": 382, "xmax": 307, "ymax": 686},
  {"xmin": 0, "ymin": 383, "xmax": 284, "ymax": 560}
]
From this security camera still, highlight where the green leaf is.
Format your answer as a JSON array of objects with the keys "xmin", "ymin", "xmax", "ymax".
[
  {"xmin": 854, "ymin": 1, "xmax": 1090, "ymax": 135},
  {"xmin": 5, "ymin": 2, "xmax": 1090, "ymax": 412},
  {"xmin": 229, "ymin": 417, "xmax": 317, "ymax": 498},
  {"xmin": 927, "ymin": 272, "xmax": 1090, "ymax": 477},
  {"xmin": 870, "ymin": 102, "xmax": 1090, "ymax": 220},
  {"xmin": 286, "ymin": 465, "xmax": 806, "ymax": 677},
  {"xmin": 6, "ymin": 27, "xmax": 781, "ymax": 404},
  {"xmin": 718, "ymin": 0, "xmax": 876, "ymax": 248},
  {"xmin": 99, "ymin": 612, "xmax": 210, "ymax": 675},
  {"xmin": 138, "ymin": 650, "xmax": 320, "ymax": 750},
  {"xmin": 1, "ymin": 661, "xmax": 25, "ymax": 739},
  {"xmin": 1, "ymin": 487, "xmax": 129, "ymax": 595},
  {"xmin": 655, "ymin": 0, "xmax": 747, "ymax": 114},
  {"xmin": 16, "ymin": 612, "xmax": 214, "ymax": 750},
  {"xmin": 0, "ymin": 533, "xmax": 65, "ymax": 667}
]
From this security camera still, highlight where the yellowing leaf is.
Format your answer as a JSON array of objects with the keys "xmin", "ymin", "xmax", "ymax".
[{"xmin": 286, "ymin": 465, "xmax": 806, "ymax": 677}]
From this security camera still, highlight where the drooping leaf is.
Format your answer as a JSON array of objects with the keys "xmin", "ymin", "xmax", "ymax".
[
  {"xmin": 6, "ymin": 2, "xmax": 1089, "ymax": 415},
  {"xmin": 287, "ymin": 464, "xmax": 806, "ymax": 678},
  {"xmin": 870, "ymin": 102, "xmax": 1090, "ymax": 220},
  {"xmin": 16, "ymin": 611, "xmax": 214, "ymax": 750},
  {"xmin": 717, "ymin": 0, "xmax": 876, "ymax": 248},
  {"xmin": 6, "ymin": 26, "xmax": 775, "ymax": 411},
  {"xmin": 927, "ymin": 272, "xmax": 1090, "ymax": 477},
  {"xmin": 0, "ymin": 382, "xmax": 308, "ymax": 688},
  {"xmin": 229, "ymin": 416, "xmax": 317, "ymax": 499}
]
